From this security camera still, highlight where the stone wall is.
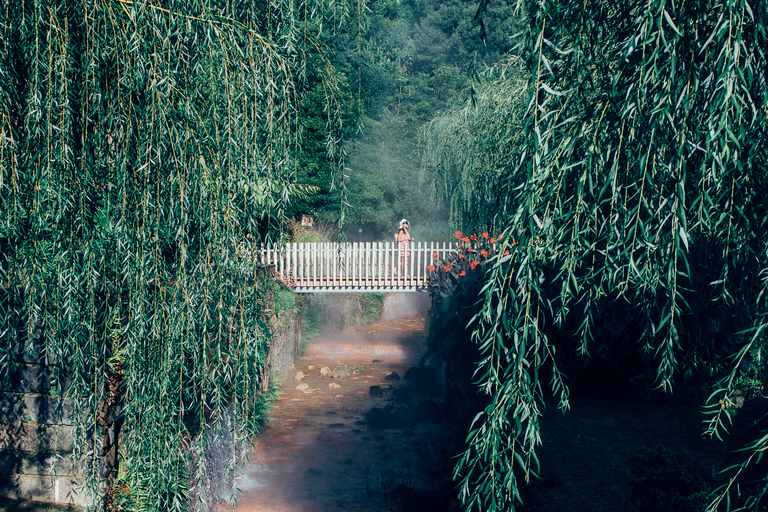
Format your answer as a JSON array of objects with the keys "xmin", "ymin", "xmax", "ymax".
[
  {"xmin": 0, "ymin": 309, "xmax": 300, "ymax": 509},
  {"xmin": 187, "ymin": 308, "xmax": 299, "ymax": 512},
  {"xmin": 262, "ymin": 309, "xmax": 299, "ymax": 389},
  {"xmin": 382, "ymin": 292, "xmax": 431, "ymax": 320},
  {"xmin": 304, "ymin": 293, "xmax": 364, "ymax": 333},
  {"xmin": 421, "ymin": 274, "xmax": 487, "ymax": 431},
  {"xmin": 0, "ymin": 335, "xmax": 89, "ymax": 506}
]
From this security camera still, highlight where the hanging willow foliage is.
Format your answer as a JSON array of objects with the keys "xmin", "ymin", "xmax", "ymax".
[
  {"xmin": 421, "ymin": 56, "xmax": 529, "ymax": 233},
  {"xmin": 0, "ymin": 0, "xmax": 353, "ymax": 509},
  {"xmin": 424, "ymin": 0, "xmax": 767, "ymax": 510}
]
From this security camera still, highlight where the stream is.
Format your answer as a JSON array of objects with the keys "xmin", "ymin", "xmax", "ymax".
[{"xmin": 234, "ymin": 312, "xmax": 457, "ymax": 512}]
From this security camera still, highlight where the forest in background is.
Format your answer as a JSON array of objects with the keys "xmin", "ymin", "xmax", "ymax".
[{"xmin": 290, "ymin": 0, "xmax": 522, "ymax": 241}]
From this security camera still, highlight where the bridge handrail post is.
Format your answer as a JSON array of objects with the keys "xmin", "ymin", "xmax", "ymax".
[
  {"xmin": 296, "ymin": 242, "xmax": 301, "ymax": 287},
  {"xmin": 382, "ymin": 241, "xmax": 387, "ymax": 286},
  {"xmin": 367, "ymin": 241, "xmax": 372, "ymax": 287},
  {"xmin": 415, "ymin": 240, "xmax": 421, "ymax": 288},
  {"xmin": 373, "ymin": 242, "xmax": 377, "ymax": 287},
  {"xmin": 410, "ymin": 239, "xmax": 415, "ymax": 286},
  {"xmin": 358, "ymin": 242, "xmax": 363, "ymax": 287},
  {"xmin": 359, "ymin": 241, "xmax": 363, "ymax": 287},
  {"xmin": 428, "ymin": 241, "xmax": 433, "ymax": 287},
  {"xmin": 397, "ymin": 240, "xmax": 401, "ymax": 285},
  {"xmin": 381, "ymin": 241, "xmax": 386, "ymax": 287},
  {"xmin": 309, "ymin": 241, "xmax": 313, "ymax": 287}
]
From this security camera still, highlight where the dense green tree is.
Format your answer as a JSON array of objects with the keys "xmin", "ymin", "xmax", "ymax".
[
  {"xmin": 289, "ymin": 74, "xmax": 358, "ymax": 221},
  {"xmin": 294, "ymin": 0, "xmax": 523, "ymax": 236},
  {"xmin": 424, "ymin": 0, "xmax": 767, "ymax": 510},
  {"xmin": 0, "ymin": 0, "xmax": 350, "ymax": 509}
]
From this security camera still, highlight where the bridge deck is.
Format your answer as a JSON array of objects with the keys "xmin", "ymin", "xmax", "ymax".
[
  {"xmin": 290, "ymin": 277, "xmax": 428, "ymax": 293},
  {"xmin": 261, "ymin": 242, "xmax": 453, "ymax": 292}
]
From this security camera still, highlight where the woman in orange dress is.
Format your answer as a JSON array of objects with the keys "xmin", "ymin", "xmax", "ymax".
[{"xmin": 396, "ymin": 219, "xmax": 414, "ymax": 276}]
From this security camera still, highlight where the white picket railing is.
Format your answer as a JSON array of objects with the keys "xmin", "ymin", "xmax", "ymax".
[{"xmin": 260, "ymin": 242, "xmax": 455, "ymax": 292}]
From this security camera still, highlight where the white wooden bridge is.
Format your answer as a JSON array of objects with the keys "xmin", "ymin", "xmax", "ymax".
[{"xmin": 261, "ymin": 242, "xmax": 455, "ymax": 292}]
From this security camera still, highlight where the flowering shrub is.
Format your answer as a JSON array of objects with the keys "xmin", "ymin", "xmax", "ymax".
[{"xmin": 427, "ymin": 231, "xmax": 521, "ymax": 295}]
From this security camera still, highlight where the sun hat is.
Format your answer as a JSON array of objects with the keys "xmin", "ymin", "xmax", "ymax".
[{"xmin": 399, "ymin": 218, "xmax": 409, "ymax": 227}]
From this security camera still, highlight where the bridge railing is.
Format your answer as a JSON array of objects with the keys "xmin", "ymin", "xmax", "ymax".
[{"xmin": 260, "ymin": 242, "xmax": 455, "ymax": 290}]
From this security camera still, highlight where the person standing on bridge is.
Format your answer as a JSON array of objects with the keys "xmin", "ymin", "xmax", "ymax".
[{"xmin": 396, "ymin": 218, "xmax": 414, "ymax": 276}]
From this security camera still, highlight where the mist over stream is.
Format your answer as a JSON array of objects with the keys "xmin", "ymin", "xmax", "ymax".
[{"xmin": 227, "ymin": 291, "xmax": 465, "ymax": 512}]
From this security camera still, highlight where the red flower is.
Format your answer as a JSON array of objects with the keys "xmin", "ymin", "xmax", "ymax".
[
  {"xmin": 443, "ymin": 265, "xmax": 451, "ymax": 272},
  {"xmin": 490, "ymin": 237, "xmax": 496, "ymax": 243},
  {"xmin": 482, "ymin": 232, "xmax": 489, "ymax": 239},
  {"xmin": 458, "ymin": 253, "xmax": 465, "ymax": 259},
  {"xmin": 470, "ymin": 261, "xmax": 479, "ymax": 270},
  {"xmin": 455, "ymin": 231, "xmax": 463, "ymax": 239},
  {"xmin": 504, "ymin": 250, "xmax": 509, "ymax": 255},
  {"xmin": 459, "ymin": 270, "xmax": 466, "ymax": 276},
  {"xmin": 462, "ymin": 237, "xmax": 470, "ymax": 243},
  {"xmin": 427, "ymin": 265, "xmax": 436, "ymax": 271},
  {"xmin": 480, "ymin": 249, "xmax": 489, "ymax": 257},
  {"xmin": 512, "ymin": 241, "xmax": 518, "ymax": 246},
  {"xmin": 432, "ymin": 252, "xmax": 439, "ymax": 260},
  {"xmin": 470, "ymin": 234, "xmax": 478, "ymax": 241}
]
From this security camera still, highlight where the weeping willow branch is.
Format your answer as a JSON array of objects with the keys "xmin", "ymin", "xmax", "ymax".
[
  {"xmin": 426, "ymin": 0, "xmax": 767, "ymax": 510},
  {"xmin": 0, "ymin": 0, "xmax": 353, "ymax": 510}
]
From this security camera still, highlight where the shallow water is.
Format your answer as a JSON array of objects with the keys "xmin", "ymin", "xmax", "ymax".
[{"xmin": 234, "ymin": 315, "xmax": 452, "ymax": 512}]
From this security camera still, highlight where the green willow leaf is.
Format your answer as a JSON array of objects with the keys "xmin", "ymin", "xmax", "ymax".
[
  {"xmin": 1, "ymin": 0, "xmax": 354, "ymax": 509},
  {"xmin": 424, "ymin": 0, "xmax": 767, "ymax": 510}
]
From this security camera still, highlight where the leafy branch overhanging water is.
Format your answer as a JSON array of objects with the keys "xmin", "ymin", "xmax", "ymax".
[
  {"xmin": 422, "ymin": 0, "xmax": 768, "ymax": 510},
  {"xmin": 0, "ymin": 0, "xmax": 355, "ymax": 509}
]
